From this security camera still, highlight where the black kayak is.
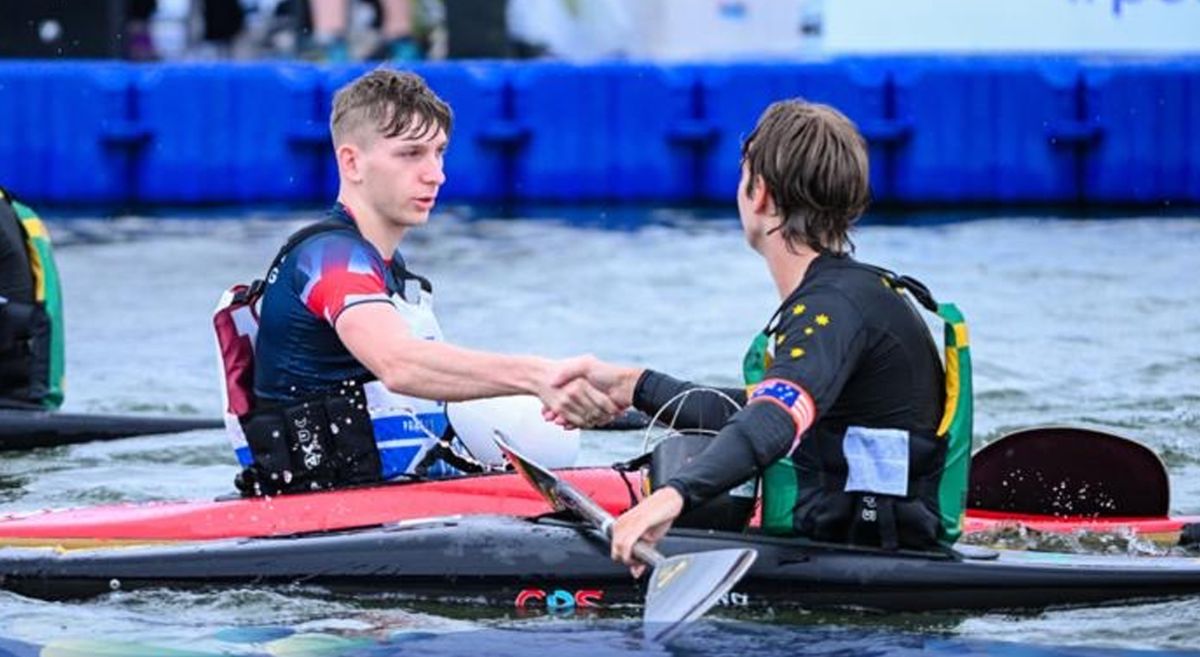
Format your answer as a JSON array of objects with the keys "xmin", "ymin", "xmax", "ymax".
[
  {"xmin": 0, "ymin": 408, "xmax": 222, "ymax": 451},
  {"xmin": 3, "ymin": 514, "xmax": 1200, "ymax": 612}
]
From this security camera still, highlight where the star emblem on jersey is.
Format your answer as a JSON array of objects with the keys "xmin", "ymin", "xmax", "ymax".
[
  {"xmin": 815, "ymin": 314, "xmax": 830, "ymax": 326},
  {"xmin": 792, "ymin": 303, "xmax": 807, "ymax": 316}
]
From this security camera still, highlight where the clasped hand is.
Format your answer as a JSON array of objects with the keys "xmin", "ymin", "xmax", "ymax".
[
  {"xmin": 536, "ymin": 356, "xmax": 683, "ymax": 577},
  {"xmin": 538, "ymin": 355, "xmax": 639, "ymax": 429}
]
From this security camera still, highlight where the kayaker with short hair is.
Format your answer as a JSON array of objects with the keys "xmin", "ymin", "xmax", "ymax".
[
  {"xmin": 551, "ymin": 100, "xmax": 973, "ymax": 567},
  {"xmin": 0, "ymin": 188, "xmax": 64, "ymax": 411},
  {"xmin": 218, "ymin": 68, "xmax": 619, "ymax": 495}
]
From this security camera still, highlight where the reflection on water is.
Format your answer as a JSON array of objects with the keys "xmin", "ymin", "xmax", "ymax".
[{"xmin": 0, "ymin": 209, "xmax": 1198, "ymax": 653}]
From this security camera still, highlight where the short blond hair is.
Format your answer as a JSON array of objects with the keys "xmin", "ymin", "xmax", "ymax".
[{"xmin": 330, "ymin": 68, "xmax": 452, "ymax": 146}]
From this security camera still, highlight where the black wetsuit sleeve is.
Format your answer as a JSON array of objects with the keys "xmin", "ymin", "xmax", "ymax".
[
  {"xmin": 633, "ymin": 369, "xmax": 747, "ymax": 431},
  {"xmin": 664, "ymin": 402, "xmax": 796, "ymax": 511}
]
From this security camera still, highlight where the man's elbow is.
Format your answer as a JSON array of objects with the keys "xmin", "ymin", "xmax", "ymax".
[{"xmin": 376, "ymin": 359, "xmax": 420, "ymax": 396}]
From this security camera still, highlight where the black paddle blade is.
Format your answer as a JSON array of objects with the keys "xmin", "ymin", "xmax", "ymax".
[
  {"xmin": 494, "ymin": 432, "xmax": 568, "ymax": 512},
  {"xmin": 644, "ymin": 548, "xmax": 757, "ymax": 643},
  {"xmin": 969, "ymin": 425, "xmax": 1169, "ymax": 518},
  {"xmin": 494, "ymin": 431, "xmax": 614, "ymax": 528}
]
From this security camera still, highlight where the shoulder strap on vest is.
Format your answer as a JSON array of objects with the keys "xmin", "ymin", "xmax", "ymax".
[
  {"xmin": 851, "ymin": 262, "xmax": 940, "ymax": 313},
  {"xmin": 270, "ymin": 219, "xmax": 354, "ymax": 277},
  {"xmin": 390, "ymin": 260, "xmax": 434, "ymax": 295},
  {"xmin": 235, "ymin": 220, "xmax": 355, "ymax": 306}
]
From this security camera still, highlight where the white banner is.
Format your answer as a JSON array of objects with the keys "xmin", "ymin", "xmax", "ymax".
[{"xmin": 824, "ymin": 0, "xmax": 1200, "ymax": 54}]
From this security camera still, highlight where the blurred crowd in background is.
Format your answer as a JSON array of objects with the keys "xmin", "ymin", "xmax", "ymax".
[
  {"xmin": 0, "ymin": 0, "xmax": 821, "ymax": 63},
  {"xmin": 122, "ymin": 0, "xmax": 617, "ymax": 62},
  {"xmin": 0, "ymin": 0, "xmax": 825, "ymax": 62}
]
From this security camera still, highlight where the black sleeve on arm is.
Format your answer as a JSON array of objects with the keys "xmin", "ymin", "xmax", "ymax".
[
  {"xmin": 633, "ymin": 370, "xmax": 748, "ymax": 431},
  {"xmin": 663, "ymin": 401, "xmax": 797, "ymax": 512}
]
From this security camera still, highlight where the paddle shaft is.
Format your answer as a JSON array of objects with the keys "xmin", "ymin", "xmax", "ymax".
[{"xmin": 552, "ymin": 479, "xmax": 665, "ymax": 568}]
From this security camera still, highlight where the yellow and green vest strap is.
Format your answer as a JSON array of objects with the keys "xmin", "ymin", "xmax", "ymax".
[
  {"xmin": 742, "ymin": 316, "xmax": 800, "ymax": 536},
  {"xmin": 932, "ymin": 302, "xmax": 972, "ymax": 543},
  {"xmin": 883, "ymin": 275, "xmax": 973, "ymax": 543},
  {"xmin": 1, "ymin": 187, "xmax": 65, "ymax": 409}
]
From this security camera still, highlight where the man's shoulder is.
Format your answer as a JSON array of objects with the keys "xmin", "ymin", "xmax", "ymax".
[
  {"xmin": 785, "ymin": 257, "xmax": 900, "ymax": 327},
  {"xmin": 288, "ymin": 221, "xmax": 365, "ymax": 253},
  {"xmin": 287, "ymin": 225, "xmax": 381, "ymax": 270}
]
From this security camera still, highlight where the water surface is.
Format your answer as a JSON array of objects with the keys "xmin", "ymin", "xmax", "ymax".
[{"xmin": 0, "ymin": 207, "xmax": 1197, "ymax": 654}]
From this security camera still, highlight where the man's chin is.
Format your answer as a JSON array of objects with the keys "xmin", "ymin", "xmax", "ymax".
[{"xmin": 394, "ymin": 212, "xmax": 431, "ymax": 227}]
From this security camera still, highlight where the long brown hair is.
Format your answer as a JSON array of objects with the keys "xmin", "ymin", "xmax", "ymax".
[{"xmin": 741, "ymin": 99, "xmax": 870, "ymax": 254}]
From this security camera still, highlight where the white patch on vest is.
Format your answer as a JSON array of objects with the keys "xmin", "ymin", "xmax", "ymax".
[
  {"xmin": 729, "ymin": 478, "xmax": 758, "ymax": 499},
  {"xmin": 231, "ymin": 305, "xmax": 258, "ymax": 343},
  {"xmin": 842, "ymin": 426, "xmax": 910, "ymax": 497}
]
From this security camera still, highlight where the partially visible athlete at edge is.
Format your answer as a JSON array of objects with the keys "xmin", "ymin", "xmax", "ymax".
[{"xmin": 551, "ymin": 100, "xmax": 955, "ymax": 572}]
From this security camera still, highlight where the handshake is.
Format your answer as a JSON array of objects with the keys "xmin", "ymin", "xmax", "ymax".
[{"xmin": 537, "ymin": 355, "xmax": 643, "ymax": 430}]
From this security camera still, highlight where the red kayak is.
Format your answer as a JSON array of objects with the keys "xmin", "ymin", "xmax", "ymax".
[
  {"xmin": 1, "ymin": 425, "xmax": 1194, "ymax": 549},
  {"xmin": 0, "ymin": 468, "xmax": 631, "ymax": 547},
  {"xmin": 1, "ymin": 463, "xmax": 1197, "ymax": 549}
]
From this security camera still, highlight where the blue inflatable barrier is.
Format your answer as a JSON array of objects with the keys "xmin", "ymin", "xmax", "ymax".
[
  {"xmin": 890, "ymin": 58, "xmax": 1083, "ymax": 204},
  {"xmin": 1082, "ymin": 58, "xmax": 1200, "ymax": 205},
  {"xmin": 135, "ymin": 63, "xmax": 325, "ymax": 204},
  {"xmin": 415, "ymin": 62, "xmax": 513, "ymax": 203},
  {"xmin": 697, "ymin": 61, "xmax": 895, "ymax": 204},
  {"xmin": 509, "ymin": 62, "xmax": 702, "ymax": 201},
  {"xmin": 0, "ymin": 62, "xmax": 139, "ymax": 205},
  {"xmin": 2, "ymin": 59, "xmax": 1198, "ymax": 208}
]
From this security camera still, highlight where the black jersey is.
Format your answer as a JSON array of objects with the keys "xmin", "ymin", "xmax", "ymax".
[{"xmin": 636, "ymin": 253, "xmax": 947, "ymax": 547}]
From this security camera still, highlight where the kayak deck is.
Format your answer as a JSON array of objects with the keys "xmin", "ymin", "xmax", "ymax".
[
  {"xmin": 3, "ymin": 514, "xmax": 1200, "ymax": 612},
  {"xmin": 0, "ymin": 408, "xmax": 221, "ymax": 451}
]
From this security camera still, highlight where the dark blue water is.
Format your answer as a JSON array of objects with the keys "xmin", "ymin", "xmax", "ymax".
[{"xmin": 0, "ymin": 207, "xmax": 1198, "ymax": 654}]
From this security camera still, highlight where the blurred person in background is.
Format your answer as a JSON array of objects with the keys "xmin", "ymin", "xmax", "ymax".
[
  {"xmin": 308, "ymin": 0, "xmax": 420, "ymax": 62},
  {"xmin": 202, "ymin": 0, "xmax": 248, "ymax": 56},
  {"xmin": 126, "ymin": 0, "xmax": 160, "ymax": 60},
  {"xmin": 505, "ymin": 0, "xmax": 632, "ymax": 59}
]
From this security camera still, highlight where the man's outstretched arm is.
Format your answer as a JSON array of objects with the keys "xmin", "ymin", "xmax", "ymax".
[{"xmin": 337, "ymin": 302, "xmax": 621, "ymax": 427}]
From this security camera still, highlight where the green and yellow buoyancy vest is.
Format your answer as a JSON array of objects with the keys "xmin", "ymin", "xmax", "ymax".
[
  {"xmin": 743, "ymin": 273, "xmax": 972, "ymax": 545},
  {"xmin": 0, "ymin": 187, "xmax": 65, "ymax": 409}
]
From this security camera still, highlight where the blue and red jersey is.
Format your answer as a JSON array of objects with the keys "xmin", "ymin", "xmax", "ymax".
[{"xmin": 254, "ymin": 204, "xmax": 404, "ymax": 404}]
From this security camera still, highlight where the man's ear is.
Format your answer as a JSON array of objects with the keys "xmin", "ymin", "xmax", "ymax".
[
  {"xmin": 751, "ymin": 174, "xmax": 773, "ymax": 214},
  {"xmin": 336, "ymin": 142, "xmax": 362, "ymax": 183}
]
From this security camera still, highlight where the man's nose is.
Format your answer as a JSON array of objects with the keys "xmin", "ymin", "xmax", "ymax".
[{"xmin": 422, "ymin": 157, "xmax": 445, "ymax": 185}]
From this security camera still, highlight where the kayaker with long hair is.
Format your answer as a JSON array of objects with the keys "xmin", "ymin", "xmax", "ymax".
[
  {"xmin": 216, "ymin": 68, "xmax": 619, "ymax": 495},
  {"xmin": 550, "ymin": 99, "xmax": 973, "ymax": 568}
]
